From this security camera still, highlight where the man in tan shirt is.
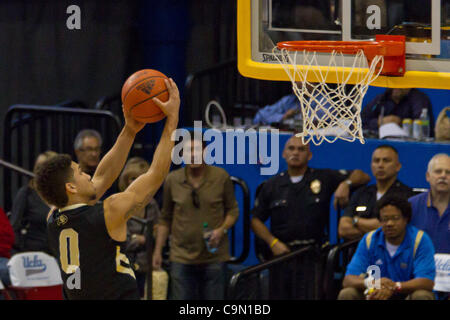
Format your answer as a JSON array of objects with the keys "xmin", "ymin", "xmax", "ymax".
[{"xmin": 153, "ymin": 136, "xmax": 239, "ymax": 300}]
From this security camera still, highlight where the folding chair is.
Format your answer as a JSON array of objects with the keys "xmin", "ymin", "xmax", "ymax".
[{"xmin": 5, "ymin": 252, "xmax": 63, "ymax": 300}]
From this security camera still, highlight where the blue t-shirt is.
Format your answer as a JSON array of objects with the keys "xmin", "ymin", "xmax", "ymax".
[
  {"xmin": 346, "ymin": 225, "xmax": 436, "ymax": 282},
  {"xmin": 409, "ymin": 192, "xmax": 450, "ymax": 254}
]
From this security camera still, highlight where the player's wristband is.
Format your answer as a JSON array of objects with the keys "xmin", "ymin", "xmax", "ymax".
[{"xmin": 270, "ymin": 238, "xmax": 279, "ymax": 248}]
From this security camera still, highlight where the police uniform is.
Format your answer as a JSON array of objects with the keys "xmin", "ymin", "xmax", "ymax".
[
  {"xmin": 252, "ymin": 167, "xmax": 350, "ymax": 300},
  {"xmin": 253, "ymin": 167, "xmax": 350, "ymax": 246},
  {"xmin": 47, "ymin": 203, "xmax": 139, "ymax": 300},
  {"xmin": 342, "ymin": 180, "xmax": 413, "ymax": 220}
]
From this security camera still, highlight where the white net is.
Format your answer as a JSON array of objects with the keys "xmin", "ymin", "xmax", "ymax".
[{"xmin": 273, "ymin": 46, "xmax": 384, "ymax": 145}]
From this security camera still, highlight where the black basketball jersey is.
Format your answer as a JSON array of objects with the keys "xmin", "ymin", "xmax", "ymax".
[{"xmin": 47, "ymin": 203, "xmax": 139, "ymax": 300}]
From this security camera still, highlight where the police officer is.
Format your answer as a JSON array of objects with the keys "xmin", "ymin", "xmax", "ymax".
[
  {"xmin": 338, "ymin": 145, "xmax": 414, "ymax": 241},
  {"xmin": 251, "ymin": 135, "xmax": 370, "ymax": 299}
]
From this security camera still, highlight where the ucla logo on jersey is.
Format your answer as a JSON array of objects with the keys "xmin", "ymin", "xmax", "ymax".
[
  {"xmin": 310, "ymin": 179, "xmax": 321, "ymax": 194},
  {"xmin": 57, "ymin": 214, "xmax": 68, "ymax": 226}
]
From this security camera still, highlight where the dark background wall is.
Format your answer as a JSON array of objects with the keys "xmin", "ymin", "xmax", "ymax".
[{"xmin": 0, "ymin": 0, "xmax": 236, "ymax": 145}]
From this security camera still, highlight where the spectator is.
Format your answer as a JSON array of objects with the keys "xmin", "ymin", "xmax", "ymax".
[
  {"xmin": 361, "ymin": 88, "xmax": 433, "ymax": 134},
  {"xmin": 74, "ymin": 129, "xmax": 102, "ymax": 176},
  {"xmin": 10, "ymin": 151, "xmax": 58, "ymax": 254},
  {"xmin": 409, "ymin": 154, "xmax": 449, "ymax": 254},
  {"xmin": 118, "ymin": 157, "xmax": 161, "ymax": 298},
  {"xmin": 152, "ymin": 136, "xmax": 239, "ymax": 300},
  {"xmin": 253, "ymin": 94, "xmax": 301, "ymax": 126},
  {"xmin": 338, "ymin": 195, "xmax": 436, "ymax": 300},
  {"xmin": 0, "ymin": 207, "xmax": 14, "ymax": 286},
  {"xmin": 339, "ymin": 145, "xmax": 414, "ymax": 240},
  {"xmin": 253, "ymin": 84, "xmax": 332, "ymax": 127},
  {"xmin": 251, "ymin": 135, "xmax": 370, "ymax": 299}
]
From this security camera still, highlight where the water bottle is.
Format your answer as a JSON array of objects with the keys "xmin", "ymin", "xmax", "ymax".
[
  {"xmin": 202, "ymin": 222, "xmax": 217, "ymax": 253},
  {"xmin": 419, "ymin": 109, "xmax": 430, "ymax": 139},
  {"xmin": 413, "ymin": 119, "xmax": 422, "ymax": 140},
  {"xmin": 402, "ymin": 118, "xmax": 412, "ymax": 137}
]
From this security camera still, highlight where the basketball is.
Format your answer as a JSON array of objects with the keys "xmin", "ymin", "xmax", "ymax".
[{"xmin": 121, "ymin": 69, "xmax": 169, "ymax": 123}]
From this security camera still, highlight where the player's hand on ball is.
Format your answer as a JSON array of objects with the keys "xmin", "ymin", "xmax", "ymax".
[
  {"xmin": 153, "ymin": 78, "xmax": 180, "ymax": 120},
  {"xmin": 123, "ymin": 104, "xmax": 145, "ymax": 134}
]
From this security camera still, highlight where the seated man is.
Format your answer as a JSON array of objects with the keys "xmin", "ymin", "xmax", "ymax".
[
  {"xmin": 409, "ymin": 154, "xmax": 449, "ymax": 254},
  {"xmin": 361, "ymin": 88, "xmax": 433, "ymax": 134},
  {"xmin": 338, "ymin": 145, "xmax": 414, "ymax": 240},
  {"xmin": 253, "ymin": 94, "xmax": 300, "ymax": 126},
  {"xmin": 338, "ymin": 196, "xmax": 436, "ymax": 300},
  {"xmin": 253, "ymin": 84, "xmax": 332, "ymax": 127}
]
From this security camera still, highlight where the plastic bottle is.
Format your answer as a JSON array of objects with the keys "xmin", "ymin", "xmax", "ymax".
[
  {"xmin": 413, "ymin": 119, "xmax": 422, "ymax": 140},
  {"xmin": 402, "ymin": 118, "xmax": 412, "ymax": 137},
  {"xmin": 419, "ymin": 109, "xmax": 430, "ymax": 139},
  {"xmin": 202, "ymin": 222, "xmax": 217, "ymax": 253}
]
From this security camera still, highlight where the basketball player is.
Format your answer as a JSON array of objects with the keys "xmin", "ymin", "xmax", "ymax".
[{"xmin": 36, "ymin": 78, "xmax": 180, "ymax": 300}]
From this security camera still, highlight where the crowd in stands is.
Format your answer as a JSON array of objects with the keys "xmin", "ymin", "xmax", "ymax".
[{"xmin": 1, "ymin": 92, "xmax": 449, "ymax": 300}]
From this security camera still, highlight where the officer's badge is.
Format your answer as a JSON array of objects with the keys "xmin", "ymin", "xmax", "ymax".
[
  {"xmin": 57, "ymin": 214, "xmax": 68, "ymax": 226},
  {"xmin": 254, "ymin": 198, "xmax": 259, "ymax": 207},
  {"xmin": 310, "ymin": 179, "xmax": 321, "ymax": 194}
]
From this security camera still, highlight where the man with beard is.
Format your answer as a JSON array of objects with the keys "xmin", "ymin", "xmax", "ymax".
[
  {"xmin": 338, "ymin": 145, "xmax": 414, "ymax": 240},
  {"xmin": 251, "ymin": 135, "xmax": 370, "ymax": 299}
]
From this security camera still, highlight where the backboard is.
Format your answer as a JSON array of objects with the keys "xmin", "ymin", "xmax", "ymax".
[{"xmin": 237, "ymin": 0, "xmax": 450, "ymax": 89}]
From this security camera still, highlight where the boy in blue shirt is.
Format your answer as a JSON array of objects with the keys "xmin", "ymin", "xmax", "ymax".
[{"xmin": 338, "ymin": 195, "xmax": 436, "ymax": 300}]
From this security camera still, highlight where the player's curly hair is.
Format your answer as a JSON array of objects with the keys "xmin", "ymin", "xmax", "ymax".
[{"xmin": 35, "ymin": 154, "xmax": 74, "ymax": 208}]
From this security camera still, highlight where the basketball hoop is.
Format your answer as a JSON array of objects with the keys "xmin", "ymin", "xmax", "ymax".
[{"xmin": 273, "ymin": 35, "xmax": 405, "ymax": 145}]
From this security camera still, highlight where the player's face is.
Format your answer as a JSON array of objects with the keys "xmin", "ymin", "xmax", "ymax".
[
  {"xmin": 70, "ymin": 162, "xmax": 96, "ymax": 200},
  {"xmin": 371, "ymin": 148, "xmax": 401, "ymax": 182},
  {"xmin": 76, "ymin": 136, "xmax": 101, "ymax": 169},
  {"xmin": 426, "ymin": 156, "xmax": 450, "ymax": 194},
  {"xmin": 282, "ymin": 137, "xmax": 311, "ymax": 169},
  {"xmin": 379, "ymin": 205, "xmax": 408, "ymax": 241}
]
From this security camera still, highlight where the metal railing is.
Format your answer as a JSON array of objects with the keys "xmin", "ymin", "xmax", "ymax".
[
  {"xmin": 2, "ymin": 104, "xmax": 121, "ymax": 211},
  {"xmin": 322, "ymin": 237, "xmax": 361, "ymax": 300},
  {"xmin": 183, "ymin": 59, "xmax": 292, "ymax": 126},
  {"xmin": 227, "ymin": 245, "xmax": 320, "ymax": 300},
  {"xmin": 228, "ymin": 176, "xmax": 251, "ymax": 264}
]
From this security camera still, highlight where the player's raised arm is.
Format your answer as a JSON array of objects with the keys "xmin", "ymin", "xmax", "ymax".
[
  {"xmin": 89, "ymin": 106, "xmax": 146, "ymax": 203},
  {"xmin": 104, "ymin": 78, "xmax": 180, "ymax": 232}
]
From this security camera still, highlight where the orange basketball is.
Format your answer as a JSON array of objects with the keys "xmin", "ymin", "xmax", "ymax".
[{"xmin": 121, "ymin": 69, "xmax": 169, "ymax": 123}]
